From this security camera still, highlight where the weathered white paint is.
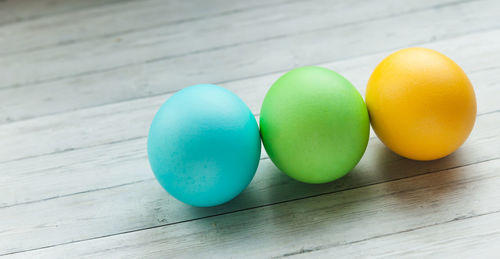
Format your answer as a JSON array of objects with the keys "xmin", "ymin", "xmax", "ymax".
[
  {"xmin": 1, "ymin": 27, "xmax": 499, "ymax": 163},
  {"xmin": 7, "ymin": 159, "xmax": 500, "ymax": 258},
  {"xmin": 0, "ymin": 0, "xmax": 499, "ymax": 257},
  {"xmin": 0, "ymin": 0, "xmax": 494, "ymax": 122},
  {"xmin": 0, "ymin": 0, "xmax": 126, "ymax": 26}
]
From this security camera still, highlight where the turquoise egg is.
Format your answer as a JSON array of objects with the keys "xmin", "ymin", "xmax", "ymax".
[{"xmin": 147, "ymin": 84, "xmax": 261, "ymax": 207}]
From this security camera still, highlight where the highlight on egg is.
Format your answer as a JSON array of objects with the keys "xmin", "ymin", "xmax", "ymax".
[
  {"xmin": 366, "ymin": 47, "xmax": 477, "ymax": 161},
  {"xmin": 260, "ymin": 66, "xmax": 370, "ymax": 183},
  {"xmin": 147, "ymin": 84, "xmax": 261, "ymax": 207}
]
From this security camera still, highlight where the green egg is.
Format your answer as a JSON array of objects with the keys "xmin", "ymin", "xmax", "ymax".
[{"xmin": 260, "ymin": 66, "xmax": 370, "ymax": 184}]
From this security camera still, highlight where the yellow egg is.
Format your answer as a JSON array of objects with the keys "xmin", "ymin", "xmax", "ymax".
[{"xmin": 366, "ymin": 48, "xmax": 476, "ymax": 160}]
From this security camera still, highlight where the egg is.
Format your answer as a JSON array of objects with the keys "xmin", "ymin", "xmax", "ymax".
[
  {"xmin": 260, "ymin": 66, "xmax": 370, "ymax": 184},
  {"xmin": 366, "ymin": 48, "xmax": 477, "ymax": 160},
  {"xmin": 147, "ymin": 84, "xmax": 261, "ymax": 207}
]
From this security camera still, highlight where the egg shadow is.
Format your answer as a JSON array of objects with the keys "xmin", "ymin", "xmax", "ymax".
[
  {"xmin": 163, "ymin": 140, "xmax": 472, "ymax": 254},
  {"xmin": 179, "ymin": 161, "xmax": 381, "ymax": 254},
  {"xmin": 370, "ymin": 142, "xmax": 468, "ymax": 203}
]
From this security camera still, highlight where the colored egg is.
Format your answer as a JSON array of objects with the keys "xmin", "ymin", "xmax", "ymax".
[
  {"xmin": 260, "ymin": 66, "xmax": 370, "ymax": 184},
  {"xmin": 147, "ymin": 84, "xmax": 261, "ymax": 207},
  {"xmin": 366, "ymin": 48, "xmax": 477, "ymax": 160}
]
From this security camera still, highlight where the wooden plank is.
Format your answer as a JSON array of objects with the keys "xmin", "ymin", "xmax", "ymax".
[
  {"xmin": 0, "ymin": 0, "xmax": 127, "ymax": 26},
  {"xmin": 6, "ymin": 158, "xmax": 500, "ymax": 258},
  {"xmin": 0, "ymin": 0, "xmax": 497, "ymax": 257},
  {"xmin": 0, "ymin": 0, "xmax": 466, "ymax": 58},
  {"xmin": 0, "ymin": 0, "xmax": 495, "ymax": 123},
  {"xmin": 0, "ymin": 111, "xmax": 499, "ymax": 254},
  {"xmin": 0, "ymin": 26, "xmax": 499, "ymax": 163},
  {"xmin": 290, "ymin": 212, "xmax": 500, "ymax": 258},
  {"xmin": 0, "ymin": 83, "xmax": 500, "ymax": 207},
  {"xmin": 0, "ymin": 0, "xmax": 284, "ymax": 55}
]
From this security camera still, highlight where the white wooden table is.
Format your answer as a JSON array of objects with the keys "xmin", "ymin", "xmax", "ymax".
[{"xmin": 1, "ymin": 0, "xmax": 499, "ymax": 257}]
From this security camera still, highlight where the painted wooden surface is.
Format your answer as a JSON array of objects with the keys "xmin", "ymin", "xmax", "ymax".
[{"xmin": 0, "ymin": 0, "xmax": 499, "ymax": 257}]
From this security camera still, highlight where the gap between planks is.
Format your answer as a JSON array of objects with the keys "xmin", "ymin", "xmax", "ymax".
[
  {"xmin": 0, "ymin": 25, "xmax": 499, "ymax": 164},
  {"xmin": 1, "ymin": 10, "xmax": 499, "ymax": 125},
  {"xmin": 0, "ymin": 0, "xmax": 484, "ymax": 109},
  {"xmin": 0, "ymin": 109, "xmax": 499, "ymax": 254},
  {"xmin": 1, "ymin": 0, "xmax": 498, "ymax": 256},
  {"xmin": 282, "ymin": 209, "xmax": 500, "ymax": 258},
  {"xmin": 0, "ymin": 0, "xmax": 291, "ymax": 57},
  {"xmin": 0, "ymin": 0, "xmax": 133, "ymax": 26},
  {"xmin": 1, "ymin": 108, "xmax": 498, "ymax": 209},
  {"xmin": 5, "ymin": 157, "xmax": 500, "ymax": 257}
]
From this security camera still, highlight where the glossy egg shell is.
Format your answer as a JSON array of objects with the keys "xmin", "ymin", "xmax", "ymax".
[
  {"xmin": 147, "ymin": 84, "xmax": 261, "ymax": 207},
  {"xmin": 260, "ymin": 66, "xmax": 370, "ymax": 184},
  {"xmin": 366, "ymin": 48, "xmax": 477, "ymax": 160}
]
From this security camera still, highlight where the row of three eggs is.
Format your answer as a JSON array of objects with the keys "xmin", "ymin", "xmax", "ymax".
[{"xmin": 148, "ymin": 48, "xmax": 477, "ymax": 207}]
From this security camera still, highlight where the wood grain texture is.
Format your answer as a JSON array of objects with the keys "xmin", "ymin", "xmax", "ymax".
[
  {"xmin": 0, "ymin": 0, "xmax": 287, "ymax": 55},
  {"xmin": 291, "ymin": 211, "xmax": 500, "ymax": 258},
  {"xmin": 1, "ymin": 26, "xmax": 500, "ymax": 163},
  {"xmin": 7, "ymin": 158, "xmax": 500, "ymax": 258},
  {"xmin": 1, "ymin": 111, "xmax": 499, "ymax": 254},
  {"xmin": 0, "ymin": 0, "xmax": 127, "ymax": 26},
  {"xmin": 1, "ymin": 0, "xmax": 499, "ymax": 257},
  {"xmin": 0, "ymin": 0, "xmax": 493, "ymax": 123},
  {"xmin": 1, "ymin": 27, "xmax": 499, "ymax": 210}
]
